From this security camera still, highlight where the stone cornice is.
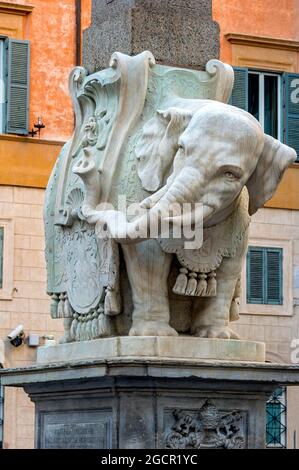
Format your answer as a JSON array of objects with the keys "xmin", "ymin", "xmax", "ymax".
[
  {"xmin": 225, "ymin": 33, "xmax": 299, "ymax": 52},
  {"xmin": 0, "ymin": 1, "xmax": 34, "ymax": 15}
]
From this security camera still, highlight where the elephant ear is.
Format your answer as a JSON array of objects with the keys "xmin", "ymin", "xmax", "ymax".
[
  {"xmin": 135, "ymin": 107, "xmax": 193, "ymax": 192},
  {"xmin": 246, "ymin": 134, "xmax": 297, "ymax": 215}
]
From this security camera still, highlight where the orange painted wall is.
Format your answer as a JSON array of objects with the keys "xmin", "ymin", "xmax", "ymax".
[
  {"xmin": 82, "ymin": 0, "xmax": 92, "ymax": 33},
  {"xmin": 26, "ymin": 0, "xmax": 76, "ymax": 141},
  {"xmin": 213, "ymin": 0, "xmax": 299, "ymax": 64},
  {"xmin": 213, "ymin": 0, "xmax": 299, "ymax": 210},
  {"xmin": 2, "ymin": 0, "xmax": 91, "ymax": 142},
  {"xmin": 0, "ymin": 1, "xmax": 92, "ymax": 189}
]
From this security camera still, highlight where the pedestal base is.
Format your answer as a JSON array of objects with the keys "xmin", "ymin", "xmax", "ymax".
[
  {"xmin": 3, "ymin": 357, "xmax": 299, "ymax": 449},
  {"xmin": 36, "ymin": 336, "xmax": 266, "ymax": 364}
]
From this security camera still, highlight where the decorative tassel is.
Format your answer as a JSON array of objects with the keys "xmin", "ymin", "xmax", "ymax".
[
  {"xmin": 91, "ymin": 311, "xmax": 99, "ymax": 339},
  {"xmin": 57, "ymin": 293, "xmax": 65, "ymax": 318},
  {"xmin": 86, "ymin": 314, "xmax": 93, "ymax": 341},
  {"xmin": 63, "ymin": 296, "xmax": 73, "ymax": 318},
  {"xmin": 70, "ymin": 314, "xmax": 78, "ymax": 341},
  {"xmin": 50, "ymin": 294, "xmax": 59, "ymax": 319},
  {"xmin": 104, "ymin": 287, "xmax": 121, "ymax": 316},
  {"xmin": 185, "ymin": 272, "xmax": 198, "ymax": 296},
  {"xmin": 98, "ymin": 313, "xmax": 111, "ymax": 337},
  {"xmin": 82, "ymin": 317, "xmax": 88, "ymax": 342},
  {"xmin": 196, "ymin": 274, "xmax": 208, "ymax": 296},
  {"xmin": 206, "ymin": 272, "xmax": 217, "ymax": 297},
  {"xmin": 76, "ymin": 318, "xmax": 82, "ymax": 342},
  {"xmin": 230, "ymin": 298, "xmax": 240, "ymax": 321},
  {"xmin": 173, "ymin": 268, "xmax": 188, "ymax": 295}
]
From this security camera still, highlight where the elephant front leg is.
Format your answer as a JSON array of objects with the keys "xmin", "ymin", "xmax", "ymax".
[
  {"xmin": 122, "ymin": 240, "xmax": 178, "ymax": 337},
  {"xmin": 191, "ymin": 275, "xmax": 240, "ymax": 340}
]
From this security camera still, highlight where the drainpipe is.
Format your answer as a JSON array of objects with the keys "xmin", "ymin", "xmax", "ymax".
[{"xmin": 75, "ymin": 0, "xmax": 82, "ymax": 65}]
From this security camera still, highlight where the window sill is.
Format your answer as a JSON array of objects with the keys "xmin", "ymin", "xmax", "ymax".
[{"xmin": 0, "ymin": 133, "xmax": 65, "ymax": 146}]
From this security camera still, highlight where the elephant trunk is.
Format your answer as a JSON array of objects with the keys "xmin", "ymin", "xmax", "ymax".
[{"xmin": 73, "ymin": 148, "xmax": 102, "ymax": 224}]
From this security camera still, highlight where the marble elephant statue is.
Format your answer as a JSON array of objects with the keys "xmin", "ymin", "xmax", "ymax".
[
  {"xmin": 73, "ymin": 99, "xmax": 296, "ymax": 340},
  {"xmin": 45, "ymin": 53, "xmax": 296, "ymax": 343}
]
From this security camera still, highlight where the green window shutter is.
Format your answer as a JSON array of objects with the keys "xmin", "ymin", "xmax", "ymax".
[
  {"xmin": 247, "ymin": 247, "xmax": 264, "ymax": 304},
  {"xmin": 283, "ymin": 72, "xmax": 299, "ymax": 161},
  {"xmin": 266, "ymin": 248, "xmax": 283, "ymax": 305},
  {"xmin": 6, "ymin": 38, "xmax": 30, "ymax": 135},
  {"xmin": 247, "ymin": 246, "xmax": 283, "ymax": 305},
  {"xmin": 0, "ymin": 227, "xmax": 3, "ymax": 289},
  {"xmin": 229, "ymin": 67, "xmax": 248, "ymax": 111}
]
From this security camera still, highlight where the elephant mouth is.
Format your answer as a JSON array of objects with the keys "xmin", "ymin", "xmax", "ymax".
[{"xmin": 163, "ymin": 204, "xmax": 214, "ymax": 228}]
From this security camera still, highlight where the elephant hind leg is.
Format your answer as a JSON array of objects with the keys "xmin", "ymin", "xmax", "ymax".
[
  {"xmin": 191, "ymin": 275, "xmax": 240, "ymax": 340},
  {"xmin": 229, "ymin": 277, "xmax": 241, "ymax": 322}
]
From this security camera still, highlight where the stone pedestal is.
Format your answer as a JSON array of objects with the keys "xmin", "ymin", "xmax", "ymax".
[
  {"xmin": 36, "ymin": 337, "xmax": 266, "ymax": 364},
  {"xmin": 2, "ymin": 339, "xmax": 299, "ymax": 449},
  {"xmin": 83, "ymin": 0, "xmax": 220, "ymax": 73}
]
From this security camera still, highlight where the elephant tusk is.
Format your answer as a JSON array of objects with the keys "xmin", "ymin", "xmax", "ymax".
[
  {"xmin": 163, "ymin": 205, "xmax": 214, "ymax": 228},
  {"xmin": 139, "ymin": 184, "xmax": 169, "ymax": 209}
]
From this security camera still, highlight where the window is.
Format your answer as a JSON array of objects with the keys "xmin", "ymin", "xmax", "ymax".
[
  {"xmin": 247, "ymin": 246, "xmax": 283, "ymax": 305},
  {"xmin": 230, "ymin": 67, "xmax": 299, "ymax": 160},
  {"xmin": 0, "ymin": 39, "xmax": 4, "ymax": 133},
  {"xmin": 266, "ymin": 387, "xmax": 287, "ymax": 448},
  {"xmin": 248, "ymin": 71, "xmax": 281, "ymax": 140},
  {"xmin": 0, "ymin": 37, "xmax": 30, "ymax": 135}
]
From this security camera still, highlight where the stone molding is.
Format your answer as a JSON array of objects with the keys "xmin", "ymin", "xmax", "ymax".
[
  {"xmin": 0, "ymin": 2, "xmax": 34, "ymax": 15},
  {"xmin": 225, "ymin": 33, "xmax": 299, "ymax": 52}
]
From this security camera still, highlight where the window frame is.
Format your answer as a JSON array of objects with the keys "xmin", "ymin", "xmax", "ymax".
[
  {"xmin": 240, "ymin": 237, "xmax": 293, "ymax": 317},
  {"xmin": 0, "ymin": 35, "xmax": 6, "ymax": 134},
  {"xmin": 248, "ymin": 70, "xmax": 283, "ymax": 141},
  {"xmin": 246, "ymin": 246, "xmax": 283, "ymax": 306}
]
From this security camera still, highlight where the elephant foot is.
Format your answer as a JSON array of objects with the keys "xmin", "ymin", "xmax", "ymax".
[
  {"xmin": 129, "ymin": 320, "xmax": 178, "ymax": 337},
  {"xmin": 59, "ymin": 332, "xmax": 73, "ymax": 344},
  {"xmin": 193, "ymin": 325, "xmax": 240, "ymax": 340}
]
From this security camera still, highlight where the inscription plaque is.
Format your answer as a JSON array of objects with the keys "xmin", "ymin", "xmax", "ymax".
[{"xmin": 40, "ymin": 410, "xmax": 112, "ymax": 449}]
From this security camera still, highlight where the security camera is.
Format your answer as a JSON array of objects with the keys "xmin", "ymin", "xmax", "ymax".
[{"xmin": 7, "ymin": 324, "xmax": 25, "ymax": 347}]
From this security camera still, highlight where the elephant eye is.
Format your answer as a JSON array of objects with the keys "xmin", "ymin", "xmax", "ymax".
[{"xmin": 224, "ymin": 171, "xmax": 238, "ymax": 180}]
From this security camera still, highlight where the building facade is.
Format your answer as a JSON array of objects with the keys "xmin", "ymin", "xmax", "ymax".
[
  {"xmin": 0, "ymin": 0, "xmax": 92, "ymax": 449},
  {"xmin": 213, "ymin": 0, "xmax": 299, "ymax": 448},
  {"xmin": 0, "ymin": 0, "xmax": 298, "ymax": 449}
]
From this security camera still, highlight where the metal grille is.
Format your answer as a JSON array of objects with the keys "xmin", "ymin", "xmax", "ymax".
[{"xmin": 266, "ymin": 387, "xmax": 287, "ymax": 448}]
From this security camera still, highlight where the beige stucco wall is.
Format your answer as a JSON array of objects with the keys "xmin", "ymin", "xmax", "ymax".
[
  {"xmin": 235, "ymin": 207, "xmax": 299, "ymax": 448},
  {"xmin": 0, "ymin": 191, "xmax": 299, "ymax": 448},
  {"xmin": 236, "ymin": 207, "xmax": 299, "ymax": 365},
  {"xmin": 0, "ymin": 186, "xmax": 63, "ymax": 449}
]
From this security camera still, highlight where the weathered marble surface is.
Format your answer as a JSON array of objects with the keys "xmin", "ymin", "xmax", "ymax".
[
  {"xmin": 36, "ymin": 336, "xmax": 266, "ymax": 364},
  {"xmin": 44, "ymin": 50, "xmax": 296, "ymax": 348},
  {"xmin": 3, "ymin": 359, "xmax": 299, "ymax": 449}
]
